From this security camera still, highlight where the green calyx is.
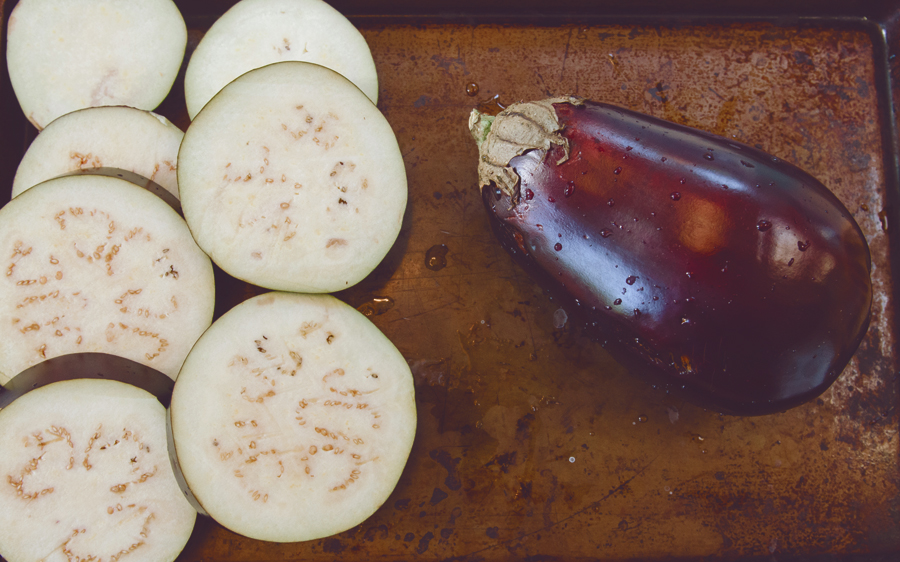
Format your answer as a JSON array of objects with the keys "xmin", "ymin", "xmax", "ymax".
[{"xmin": 468, "ymin": 109, "xmax": 495, "ymax": 150}]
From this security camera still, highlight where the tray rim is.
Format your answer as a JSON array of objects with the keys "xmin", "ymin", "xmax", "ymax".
[{"xmin": 1, "ymin": 0, "xmax": 899, "ymax": 559}]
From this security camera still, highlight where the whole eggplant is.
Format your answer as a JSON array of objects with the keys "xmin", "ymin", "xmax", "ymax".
[{"xmin": 469, "ymin": 97, "xmax": 872, "ymax": 415}]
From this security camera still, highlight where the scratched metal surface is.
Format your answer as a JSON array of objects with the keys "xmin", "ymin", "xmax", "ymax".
[{"xmin": 2, "ymin": 1, "xmax": 900, "ymax": 560}]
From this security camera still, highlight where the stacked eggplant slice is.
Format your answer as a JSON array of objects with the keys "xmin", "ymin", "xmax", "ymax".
[
  {"xmin": 1, "ymin": 2, "xmax": 207, "ymax": 560},
  {"xmin": 5, "ymin": 0, "xmax": 187, "ymax": 130},
  {"xmin": 170, "ymin": 292, "xmax": 416, "ymax": 543},
  {"xmin": 0, "ymin": 379, "xmax": 197, "ymax": 562},
  {"xmin": 12, "ymin": 106, "xmax": 185, "ymax": 200},
  {"xmin": 172, "ymin": 0, "xmax": 414, "ymax": 542},
  {"xmin": 1, "ymin": 0, "xmax": 414, "ymax": 555},
  {"xmin": 183, "ymin": 0, "xmax": 379, "ymax": 119},
  {"xmin": 178, "ymin": 61, "xmax": 407, "ymax": 293}
]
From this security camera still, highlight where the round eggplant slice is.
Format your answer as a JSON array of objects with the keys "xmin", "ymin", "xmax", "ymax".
[
  {"xmin": 0, "ymin": 379, "xmax": 196, "ymax": 562},
  {"xmin": 170, "ymin": 292, "xmax": 416, "ymax": 543},
  {"xmin": 12, "ymin": 106, "xmax": 184, "ymax": 200},
  {"xmin": 178, "ymin": 61, "xmax": 407, "ymax": 293},
  {"xmin": 5, "ymin": 0, "xmax": 187, "ymax": 130},
  {"xmin": 183, "ymin": 0, "xmax": 378, "ymax": 119},
  {"xmin": 0, "ymin": 174, "xmax": 215, "ymax": 386}
]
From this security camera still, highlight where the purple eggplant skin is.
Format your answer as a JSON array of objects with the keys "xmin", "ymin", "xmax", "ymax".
[{"xmin": 471, "ymin": 97, "xmax": 872, "ymax": 415}]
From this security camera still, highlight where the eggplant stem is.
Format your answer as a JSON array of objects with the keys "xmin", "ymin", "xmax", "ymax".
[{"xmin": 469, "ymin": 96, "xmax": 583, "ymax": 199}]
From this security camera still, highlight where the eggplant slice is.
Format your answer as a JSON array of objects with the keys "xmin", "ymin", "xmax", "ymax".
[
  {"xmin": 0, "ymin": 379, "xmax": 196, "ymax": 562},
  {"xmin": 12, "ymin": 106, "xmax": 184, "ymax": 200},
  {"xmin": 0, "ymin": 174, "xmax": 215, "ymax": 385},
  {"xmin": 178, "ymin": 61, "xmax": 407, "ymax": 293},
  {"xmin": 183, "ymin": 0, "xmax": 378, "ymax": 119},
  {"xmin": 170, "ymin": 292, "xmax": 416, "ymax": 543},
  {"xmin": 5, "ymin": 0, "xmax": 187, "ymax": 130}
]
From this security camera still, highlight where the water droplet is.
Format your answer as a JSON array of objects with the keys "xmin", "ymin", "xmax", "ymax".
[
  {"xmin": 757, "ymin": 220, "xmax": 772, "ymax": 231},
  {"xmin": 685, "ymin": 271, "xmax": 693, "ymax": 279},
  {"xmin": 564, "ymin": 182, "xmax": 576, "ymax": 197},
  {"xmin": 788, "ymin": 257, "xmax": 795, "ymax": 266},
  {"xmin": 704, "ymin": 153, "xmax": 714, "ymax": 161},
  {"xmin": 493, "ymin": 187, "xmax": 503, "ymax": 200},
  {"xmin": 554, "ymin": 242, "xmax": 563, "ymax": 251},
  {"xmin": 465, "ymin": 82, "xmax": 479, "ymax": 96},
  {"xmin": 524, "ymin": 188, "xmax": 535, "ymax": 201},
  {"xmin": 425, "ymin": 244, "xmax": 449, "ymax": 271},
  {"xmin": 670, "ymin": 192, "xmax": 681, "ymax": 201},
  {"xmin": 661, "ymin": 157, "xmax": 667, "ymax": 162},
  {"xmin": 721, "ymin": 184, "xmax": 729, "ymax": 190},
  {"xmin": 637, "ymin": 415, "xmax": 648, "ymax": 423},
  {"xmin": 614, "ymin": 167, "xmax": 622, "ymax": 175},
  {"xmin": 626, "ymin": 275, "xmax": 638, "ymax": 285},
  {"xmin": 633, "ymin": 308, "xmax": 641, "ymax": 317},
  {"xmin": 475, "ymin": 94, "xmax": 507, "ymax": 115},
  {"xmin": 613, "ymin": 298, "xmax": 622, "ymax": 305},
  {"xmin": 548, "ymin": 196, "xmax": 556, "ymax": 203},
  {"xmin": 798, "ymin": 240, "xmax": 810, "ymax": 251},
  {"xmin": 553, "ymin": 308, "xmax": 568, "ymax": 328},
  {"xmin": 568, "ymin": 456, "xmax": 575, "ymax": 463},
  {"xmin": 600, "ymin": 228, "xmax": 613, "ymax": 238},
  {"xmin": 356, "ymin": 296, "xmax": 396, "ymax": 317},
  {"xmin": 607, "ymin": 198, "xmax": 615, "ymax": 207},
  {"xmin": 536, "ymin": 224, "xmax": 543, "ymax": 231},
  {"xmin": 626, "ymin": 146, "xmax": 633, "ymax": 151},
  {"xmin": 740, "ymin": 160, "xmax": 755, "ymax": 168}
]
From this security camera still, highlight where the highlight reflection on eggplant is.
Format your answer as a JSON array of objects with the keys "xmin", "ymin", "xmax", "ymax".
[{"xmin": 470, "ymin": 96, "xmax": 872, "ymax": 415}]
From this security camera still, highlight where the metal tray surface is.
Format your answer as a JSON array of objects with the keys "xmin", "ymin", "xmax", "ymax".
[{"xmin": 1, "ymin": 1, "xmax": 899, "ymax": 560}]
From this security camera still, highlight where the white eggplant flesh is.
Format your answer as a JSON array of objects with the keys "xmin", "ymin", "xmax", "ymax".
[
  {"xmin": 170, "ymin": 292, "xmax": 416, "ymax": 543},
  {"xmin": 0, "ymin": 379, "xmax": 196, "ymax": 562},
  {"xmin": 5, "ymin": 0, "xmax": 187, "ymax": 130},
  {"xmin": 12, "ymin": 106, "xmax": 184, "ymax": 199},
  {"xmin": 0, "ymin": 175, "xmax": 215, "ymax": 385},
  {"xmin": 183, "ymin": 0, "xmax": 378, "ymax": 119},
  {"xmin": 178, "ymin": 61, "xmax": 407, "ymax": 293}
]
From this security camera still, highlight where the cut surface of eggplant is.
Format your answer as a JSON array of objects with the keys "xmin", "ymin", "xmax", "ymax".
[
  {"xmin": 178, "ymin": 61, "xmax": 407, "ymax": 293},
  {"xmin": 12, "ymin": 106, "xmax": 184, "ymax": 199},
  {"xmin": 0, "ymin": 174, "xmax": 215, "ymax": 385},
  {"xmin": 0, "ymin": 379, "xmax": 196, "ymax": 562},
  {"xmin": 170, "ymin": 292, "xmax": 416, "ymax": 543},
  {"xmin": 471, "ymin": 97, "xmax": 872, "ymax": 415},
  {"xmin": 183, "ymin": 0, "xmax": 378, "ymax": 119},
  {"xmin": 5, "ymin": 0, "xmax": 187, "ymax": 130}
]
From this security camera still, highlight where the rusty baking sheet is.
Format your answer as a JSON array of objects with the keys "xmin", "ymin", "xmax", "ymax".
[{"xmin": 2, "ymin": 1, "xmax": 900, "ymax": 560}]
